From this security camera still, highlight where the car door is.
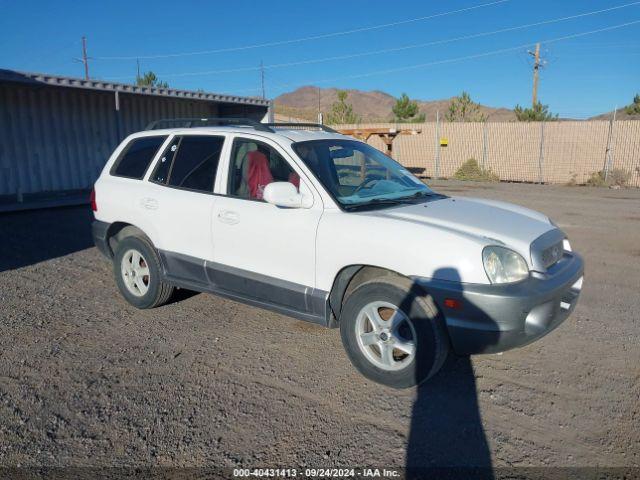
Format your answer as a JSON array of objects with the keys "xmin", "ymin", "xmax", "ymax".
[
  {"xmin": 210, "ymin": 134, "xmax": 324, "ymax": 317},
  {"xmin": 142, "ymin": 133, "xmax": 227, "ymax": 287}
]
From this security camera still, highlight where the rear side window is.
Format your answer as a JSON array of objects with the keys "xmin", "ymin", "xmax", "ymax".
[
  {"xmin": 111, "ymin": 136, "xmax": 167, "ymax": 179},
  {"xmin": 152, "ymin": 135, "xmax": 225, "ymax": 193}
]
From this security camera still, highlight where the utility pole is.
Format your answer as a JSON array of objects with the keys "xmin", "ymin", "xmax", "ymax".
[
  {"xmin": 317, "ymin": 87, "xmax": 323, "ymax": 124},
  {"xmin": 603, "ymin": 105, "xmax": 618, "ymax": 181},
  {"xmin": 435, "ymin": 110, "xmax": 441, "ymax": 179},
  {"xmin": 81, "ymin": 36, "xmax": 90, "ymax": 80},
  {"xmin": 136, "ymin": 58, "xmax": 141, "ymax": 83},
  {"xmin": 260, "ymin": 60, "xmax": 265, "ymax": 99},
  {"xmin": 528, "ymin": 43, "xmax": 541, "ymax": 107}
]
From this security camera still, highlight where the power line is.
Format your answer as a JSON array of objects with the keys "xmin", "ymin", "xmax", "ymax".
[
  {"xmin": 236, "ymin": 19, "xmax": 640, "ymax": 95},
  {"xmin": 556, "ymin": 41, "xmax": 640, "ymax": 47},
  {"xmin": 93, "ymin": 0, "xmax": 510, "ymax": 60},
  {"xmin": 145, "ymin": 19, "xmax": 640, "ymax": 97},
  {"xmin": 103, "ymin": 0, "xmax": 640, "ymax": 81},
  {"xmin": 559, "ymin": 51, "xmax": 640, "ymax": 57}
]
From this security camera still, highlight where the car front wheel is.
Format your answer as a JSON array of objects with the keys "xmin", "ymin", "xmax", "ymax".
[{"xmin": 340, "ymin": 276, "xmax": 449, "ymax": 389}]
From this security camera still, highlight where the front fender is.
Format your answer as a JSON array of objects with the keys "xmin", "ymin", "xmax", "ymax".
[{"xmin": 316, "ymin": 210, "xmax": 490, "ymax": 292}]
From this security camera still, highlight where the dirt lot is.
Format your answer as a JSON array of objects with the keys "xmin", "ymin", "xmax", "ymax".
[{"xmin": 0, "ymin": 181, "xmax": 639, "ymax": 475}]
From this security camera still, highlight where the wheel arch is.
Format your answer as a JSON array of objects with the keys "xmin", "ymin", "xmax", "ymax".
[
  {"xmin": 105, "ymin": 222, "xmax": 153, "ymax": 257},
  {"xmin": 328, "ymin": 264, "xmax": 414, "ymax": 325}
]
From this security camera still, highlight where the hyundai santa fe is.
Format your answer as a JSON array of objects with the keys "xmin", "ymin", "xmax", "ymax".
[{"xmin": 91, "ymin": 119, "xmax": 584, "ymax": 388}]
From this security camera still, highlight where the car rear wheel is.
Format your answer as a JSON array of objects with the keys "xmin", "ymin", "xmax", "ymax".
[
  {"xmin": 113, "ymin": 236, "xmax": 174, "ymax": 309},
  {"xmin": 340, "ymin": 276, "xmax": 449, "ymax": 389}
]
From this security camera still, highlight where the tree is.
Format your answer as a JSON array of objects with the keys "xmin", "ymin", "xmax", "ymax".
[
  {"xmin": 136, "ymin": 71, "xmax": 169, "ymax": 88},
  {"xmin": 392, "ymin": 93, "xmax": 425, "ymax": 123},
  {"xmin": 445, "ymin": 91, "xmax": 487, "ymax": 122},
  {"xmin": 625, "ymin": 94, "xmax": 640, "ymax": 115},
  {"xmin": 514, "ymin": 102, "xmax": 558, "ymax": 121},
  {"xmin": 325, "ymin": 90, "xmax": 360, "ymax": 124}
]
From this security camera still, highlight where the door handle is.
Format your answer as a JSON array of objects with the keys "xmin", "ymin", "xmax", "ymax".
[
  {"xmin": 218, "ymin": 210, "xmax": 239, "ymax": 225},
  {"xmin": 140, "ymin": 197, "xmax": 158, "ymax": 210}
]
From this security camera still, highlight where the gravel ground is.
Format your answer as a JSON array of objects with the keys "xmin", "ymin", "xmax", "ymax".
[{"xmin": 0, "ymin": 181, "xmax": 639, "ymax": 476}]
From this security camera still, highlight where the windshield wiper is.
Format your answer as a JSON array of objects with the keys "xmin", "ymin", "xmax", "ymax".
[
  {"xmin": 404, "ymin": 190, "xmax": 437, "ymax": 199},
  {"xmin": 344, "ymin": 196, "xmax": 420, "ymax": 211},
  {"xmin": 344, "ymin": 190, "xmax": 440, "ymax": 211}
]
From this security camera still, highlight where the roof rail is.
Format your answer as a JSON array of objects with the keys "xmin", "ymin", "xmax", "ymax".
[
  {"xmin": 145, "ymin": 117, "xmax": 274, "ymax": 132},
  {"xmin": 265, "ymin": 123, "xmax": 338, "ymax": 133}
]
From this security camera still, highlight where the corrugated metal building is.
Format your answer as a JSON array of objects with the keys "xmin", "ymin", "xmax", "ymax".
[{"xmin": 0, "ymin": 69, "xmax": 271, "ymax": 211}]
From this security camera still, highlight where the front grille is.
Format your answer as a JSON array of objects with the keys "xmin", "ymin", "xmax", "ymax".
[
  {"xmin": 530, "ymin": 229, "xmax": 566, "ymax": 272},
  {"xmin": 540, "ymin": 241, "xmax": 564, "ymax": 269}
]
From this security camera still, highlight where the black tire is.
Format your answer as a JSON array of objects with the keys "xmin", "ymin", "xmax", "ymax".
[
  {"xmin": 113, "ymin": 235, "xmax": 174, "ymax": 309},
  {"xmin": 340, "ymin": 276, "xmax": 449, "ymax": 389}
]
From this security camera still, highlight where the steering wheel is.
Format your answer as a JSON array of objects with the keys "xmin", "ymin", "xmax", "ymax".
[{"xmin": 353, "ymin": 178, "xmax": 382, "ymax": 196}]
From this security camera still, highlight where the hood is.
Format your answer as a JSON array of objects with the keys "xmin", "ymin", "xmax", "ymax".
[{"xmin": 370, "ymin": 196, "xmax": 555, "ymax": 262}]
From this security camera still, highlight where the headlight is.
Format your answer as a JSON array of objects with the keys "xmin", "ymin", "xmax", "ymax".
[
  {"xmin": 563, "ymin": 238, "xmax": 572, "ymax": 252},
  {"xmin": 482, "ymin": 246, "xmax": 529, "ymax": 284}
]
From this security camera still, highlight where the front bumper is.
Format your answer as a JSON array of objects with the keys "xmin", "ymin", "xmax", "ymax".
[{"xmin": 414, "ymin": 252, "xmax": 584, "ymax": 355}]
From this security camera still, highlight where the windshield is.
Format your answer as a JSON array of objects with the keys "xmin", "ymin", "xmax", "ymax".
[{"xmin": 292, "ymin": 139, "xmax": 433, "ymax": 209}]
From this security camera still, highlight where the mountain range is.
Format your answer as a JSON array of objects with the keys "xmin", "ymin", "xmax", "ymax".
[
  {"xmin": 274, "ymin": 86, "xmax": 639, "ymax": 122},
  {"xmin": 275, "ymin": 86, "xmax": 514, "ymax": 122}
]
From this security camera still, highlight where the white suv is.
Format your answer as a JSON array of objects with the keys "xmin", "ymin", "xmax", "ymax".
[{"xmin": 92, "ymin": 118, "xmax": 584, "ymax": 388}]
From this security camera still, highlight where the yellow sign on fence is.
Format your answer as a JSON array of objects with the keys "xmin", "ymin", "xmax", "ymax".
[{"xmin": 440, "ymin": 137, "xmax": 449, "ymax": 147}]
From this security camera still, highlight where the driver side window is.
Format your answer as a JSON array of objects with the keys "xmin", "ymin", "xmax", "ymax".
[{"xmin": 227, "ymin": 138, "xmax": 299, "ymax": 200}]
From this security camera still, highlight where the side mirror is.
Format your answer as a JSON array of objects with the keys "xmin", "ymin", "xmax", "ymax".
[{"xmin": 263, "ymin": 182, "xmax": 312, "ymax": 209}]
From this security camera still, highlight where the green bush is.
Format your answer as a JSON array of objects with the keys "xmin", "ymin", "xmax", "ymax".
[
  {"xmin": 586, "ymin": 169, "xmax": 630, "ymax": 187},
  {"xmin": 453, "ymin": 159, "xmax": 499, "ymax": 182},
  {"xmin": 514, "ymin": 102, "xmax": 558, "ymax": 122},
  {"xmin": 585, "ymin": 171, "xmax": 607, "ymax": 187}
]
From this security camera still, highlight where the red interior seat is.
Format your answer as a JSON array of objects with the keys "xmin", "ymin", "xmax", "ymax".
[
  {"xmin": 288, "ymin": 172, "xmax": 300, "ymax": 189},
  {"xmin": 247, "ymin": 151, "xmax": 273, "ymax": 199}
]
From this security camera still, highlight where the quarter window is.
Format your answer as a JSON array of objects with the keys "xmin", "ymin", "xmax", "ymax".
[
  {"xmin": 151, "ymin": 137, "xmax": 180, "ymax": 184},
  {"xmin": 111, "ymin": 136, "xmax": 167, "ymax": 179}
]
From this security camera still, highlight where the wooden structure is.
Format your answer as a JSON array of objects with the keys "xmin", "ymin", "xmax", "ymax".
[{"xmin": 336, "ymin": 127, "xmax": 422, "ymax": 156}]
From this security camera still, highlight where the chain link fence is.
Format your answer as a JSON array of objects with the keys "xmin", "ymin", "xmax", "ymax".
[{"xmin": 332, "ymin": 120, "xmax": 640, "ymax": 187}]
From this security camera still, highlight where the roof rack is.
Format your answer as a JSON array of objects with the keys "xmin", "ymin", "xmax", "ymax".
[
  {"xmin": 144, "ymin": 118, "xmax": 340, "ymax": 135},
  {"xmin": 145, "ymin": 117, "xmax": 274, "ymax": 132},
  {"xmin": 265, "ymin": 123, "xmax": 338, "ymax": 133}
]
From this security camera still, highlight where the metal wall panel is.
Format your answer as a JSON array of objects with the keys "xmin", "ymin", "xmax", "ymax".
[{"xmin": 0, "ymin": 82, "xmax": 268, "ymax": 202}]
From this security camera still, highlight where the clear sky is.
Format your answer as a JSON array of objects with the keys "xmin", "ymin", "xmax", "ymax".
[{"xmin": 1, "ymin": 0, "xmax": 639, "ymax": 117}]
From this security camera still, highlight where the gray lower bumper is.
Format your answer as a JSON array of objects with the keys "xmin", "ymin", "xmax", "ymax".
[
  {"xmin": 92, "ymin": 220, "xmax": 112, "ymax": 258},
  {"xmin": 414, "ymin": 252, "xmax": 584, "ymax": 355}
]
